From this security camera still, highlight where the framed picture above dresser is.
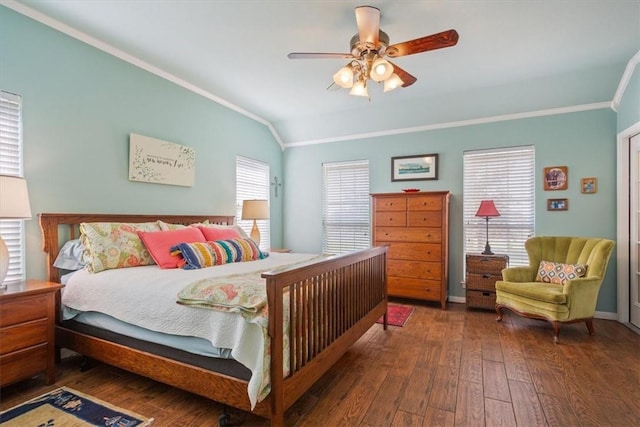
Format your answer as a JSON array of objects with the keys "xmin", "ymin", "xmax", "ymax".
[{"xmin": 371, "ymin": 191, "xmax": 450, "ymax": 309}]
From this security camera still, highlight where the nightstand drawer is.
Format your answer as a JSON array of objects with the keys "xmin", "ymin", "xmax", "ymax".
[
  {"xmin": 0, "ymin": 319, "xmax": 48, "ymax": 354},
  {"xmin": 0, "ymin": 344, "xmax": 48, "ymax": 386},
  {"xmin": 466, "ymin": 290, "xmax": 496, "ymax": 310},
  {"xmin": 466, "ymin": 272, "xmax": 502, "ymax": 292},
  {"xmin": 0, "ymin": 294, "xmax": 49, "ymax": 327},
  {"xmin": 466, "ymin": 255, "xmax": 508, "ymax": 275}
]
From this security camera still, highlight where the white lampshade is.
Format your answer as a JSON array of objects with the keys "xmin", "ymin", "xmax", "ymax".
[
  {"xmin": 333, "ymin": 65, "xmax": 354, "ymax": 89},
  {"xmin": 370, "ymin": 57, "xmax": 393, "ymax": 82},
  {"xmin": 383, "ymin": 73, "xmax": 404, "ymax": 92},
  {"xmin": 349, "ymin": 80, "xmax": 369, "ymax": 97},
  {"xmin": 0, "ymin": 175, "xmax": 32, "ymax": 287},
  {"xmin": 0, "ymin": 175, "xmax": 32, "ymax": 219}
]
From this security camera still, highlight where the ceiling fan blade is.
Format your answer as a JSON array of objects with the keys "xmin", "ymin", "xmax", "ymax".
[
  {"xmin": 355, "ymin": 5, "xmax": 380, "ymax": 47},
  {"xmin": 386, "ymin": 29, "xmax": 459, "ymax": 58},
  {"xmin": 288, "ymin": 52, "xmax": 354, "ymax": 59},
  {"xmin": 390, "ymin": 62, "xmax": 417, "ymax": 87}
]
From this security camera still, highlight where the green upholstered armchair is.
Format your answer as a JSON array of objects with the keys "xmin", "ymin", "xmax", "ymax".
[{"xmin": 495, "ymin": 236, "xmax": 615, "ymax": 343}]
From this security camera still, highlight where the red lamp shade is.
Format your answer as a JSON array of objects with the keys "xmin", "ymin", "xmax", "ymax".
[{"xmin": 475, "ymin": 200, "xmax": 501, "ymax": 218}]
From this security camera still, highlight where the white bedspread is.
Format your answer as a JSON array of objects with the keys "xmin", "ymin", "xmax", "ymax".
[{"xmin": 61, "ymin": 252, "xmax": 319, "ymax": 409}]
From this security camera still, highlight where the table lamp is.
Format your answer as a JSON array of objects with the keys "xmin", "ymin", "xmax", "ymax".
[
  {"xmin": 0, "ymin": 175, "xmax": 32, "ymax": 288},
  {"xmin": 241, "ymin": 199, "xmax": 269, "ymax": 246},
  {"xmin": 475, "ymin": 200, "xmax": 500, "ymax": 255}
]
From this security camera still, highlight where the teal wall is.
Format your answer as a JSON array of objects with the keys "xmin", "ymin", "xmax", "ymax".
[
  {"xmin": 0, "ymin": 7, "xmax": 284, "ymax": 280},
  {"xmin": 617, "ymin": 62, "xmax": 640, "ymax": 132},
  {"xmin": 284, "ymin": 109, "xmax": 619, "ymax": 313},
  {"xmin": 0, "ymin": 6, "xmax": 627, "ymax": 314}
]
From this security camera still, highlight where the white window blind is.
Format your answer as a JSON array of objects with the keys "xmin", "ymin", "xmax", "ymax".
[
  {"xmin": 322, "ymin": 159, "xmax": 370, "ymax": 254},
  {"xmin": 0, "ymin": 91, "xmax": 26, "ymax": 284},
  {"xmin": 463, "ymin": 146, "xmax": 535, "ymax": 266},
  {"xmin": 236, "ymin": 156, "xmax": 270, "ymax": 251}
]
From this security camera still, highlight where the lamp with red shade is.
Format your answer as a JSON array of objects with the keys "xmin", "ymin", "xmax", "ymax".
[{"xmin": 475, "ymin": 200, "xmax": 500, "ymax": 255}]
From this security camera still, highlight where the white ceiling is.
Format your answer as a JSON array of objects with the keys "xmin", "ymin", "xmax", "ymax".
[{"xmin": 7, "ymin": 0, "xmax": 640, "ymax": 146}]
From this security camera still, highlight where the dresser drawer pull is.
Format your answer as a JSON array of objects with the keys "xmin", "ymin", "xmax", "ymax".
[
  {"xmin": 483, "ymin": 274, "xmax": 491, "ymax": 279},
  {"xmin": 482, "ymin": 292, "xmax": 491, "ymax": 297}
]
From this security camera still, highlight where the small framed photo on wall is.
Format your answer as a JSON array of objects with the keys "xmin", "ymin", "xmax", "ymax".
[
  {"xmin": 547, "ymin": 198, "xmax": 568, "ymax": 211},
  {"xmin": 543, "ymin": 166, "xmax": 568, "ymax": 191},
  {"xmin": 581, "ymin": 177, "xmax": 597, "ymax": 194}
]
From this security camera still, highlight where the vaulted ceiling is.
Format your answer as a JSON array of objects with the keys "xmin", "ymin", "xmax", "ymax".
[{"xmin": 7, "ymin": 0, "xmax": 640, "ymax": 147}]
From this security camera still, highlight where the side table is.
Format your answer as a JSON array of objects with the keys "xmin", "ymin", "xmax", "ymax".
[{"xmin": 0, "ymin": 279, "xmax": 63, "ymax": 386}]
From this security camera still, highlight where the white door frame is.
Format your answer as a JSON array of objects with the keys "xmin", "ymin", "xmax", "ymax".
[{"xmin": 617, "ymin": 121, "xmax": 640, "ymax": 323}]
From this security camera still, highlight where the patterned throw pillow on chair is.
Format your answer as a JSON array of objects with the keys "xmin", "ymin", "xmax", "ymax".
[{"xmin": 535, "ymin": 260, "xmax": 587, "ymax": 285}]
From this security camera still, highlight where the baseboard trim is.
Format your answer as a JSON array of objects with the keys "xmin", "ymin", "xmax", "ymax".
[{"xmin": 594, "ymin": 311, "xmax": 618, "ymax": 320}]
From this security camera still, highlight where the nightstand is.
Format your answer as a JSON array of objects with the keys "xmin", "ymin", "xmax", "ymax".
[
  {"xmin": 465, "ymin": 254, "xmax": 508, "ymax": 310},
  {"xmin": 0, "ymin": 279, "xmax": 63, "ymax": 387}
]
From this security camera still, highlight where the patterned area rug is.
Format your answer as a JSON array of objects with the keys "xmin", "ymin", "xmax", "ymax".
[
  {"xmin": 376, "ymin": 304, "xmax": 415, "ymax": 327},
  {"xmin": 0, "ymin": 387, "xmax": 153, "ymax": 426}
]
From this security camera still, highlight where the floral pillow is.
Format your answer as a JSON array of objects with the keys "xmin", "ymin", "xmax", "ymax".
[
  {"xmin": 171, "ymin": 238, "xmax": 268, "ymax": 270},
  {"xmin": 535, "ymin": 260, "xmax": 587, "ymax": 285},
  {"xmin": 80, "ymin": 221, "xmax": 162, "ymax": 273},
  {"xmin": 157, "ymin": 220, "xmax": 210, "ymax": 231}
]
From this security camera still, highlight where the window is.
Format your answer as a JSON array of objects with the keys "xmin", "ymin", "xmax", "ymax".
[
  {"xmin": 322, "ymin": 159, "xmax": 370, "ymax": 254},
  {"xmin": 235, "ymin": 156, "xmax": 270, "ymax": 251},
  {"xmin": 0, "ymin": 91, "xmax": 26, "ymax": 284},
  {"xmin": 463, "ymin": 146, "xmax": 535, "ymax": 266}
]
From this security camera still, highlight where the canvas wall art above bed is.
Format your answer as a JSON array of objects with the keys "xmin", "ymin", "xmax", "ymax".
[{"xmin": 39, "ymin": 213, "xmax": 389, "ymax": 427}]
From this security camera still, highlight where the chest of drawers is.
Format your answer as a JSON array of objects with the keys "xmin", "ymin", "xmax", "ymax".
[
  {"xmin": 0, "ymin": 280, "xmax": 63, "ymax": 387},
  {"xmin": 372, "ymin": 191, "xmax": 450, "ymax": 309}
]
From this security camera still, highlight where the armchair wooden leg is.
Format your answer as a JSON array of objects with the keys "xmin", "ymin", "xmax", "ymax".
[
  {"xmin": 552, "ymin": 321, "xmax": 560, "ymax": 344},
  {"xmin": 495, "ymin": 305, "xmax": 503, "ymax": 322},
  {"xmin": 585, "ymin": 319, "xmax": 595, "ymax": 335}
]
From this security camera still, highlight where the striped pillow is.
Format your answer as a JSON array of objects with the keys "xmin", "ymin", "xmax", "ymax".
[{"xmin": 171, "ymin": 238, "xmax": 269, "ymax": 270}]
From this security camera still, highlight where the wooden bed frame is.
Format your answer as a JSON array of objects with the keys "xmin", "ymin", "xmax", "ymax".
[{"xmin": 39, "ymin": 213, "xmax": 388, "ymax": 426}]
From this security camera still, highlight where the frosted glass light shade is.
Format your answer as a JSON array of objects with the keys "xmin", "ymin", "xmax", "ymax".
[
  {"xmin": 349, "ymin": 80, "xmax": 368, "ymax": 97},
  {"xmin": 333, "ymin": 66, "xmax": 354, "ymax": 88},
  {"xmin": 383, "ymin": 73, "xmax": 404, "ymax": 92},
  {"xmin": 370, "ymin": 57, "xmax": 393, "ymax": 82}
]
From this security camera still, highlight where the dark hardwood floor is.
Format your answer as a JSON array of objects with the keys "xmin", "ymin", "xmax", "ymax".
[{"xmin": 1, "ymin": 302, "xmax": 639, "ymax": 426}]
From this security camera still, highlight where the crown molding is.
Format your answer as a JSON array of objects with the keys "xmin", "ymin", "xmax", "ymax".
[
  {"xmin": 612, "ymin": 49, "xmax": 640, "ymax": 112},
  {"xmin": 1, "ymin": 0, "xmax": 286, "ymax": 151},
  {"xmin": 283, "ymin": 102, "xmax": 612, "ymax": 148}
]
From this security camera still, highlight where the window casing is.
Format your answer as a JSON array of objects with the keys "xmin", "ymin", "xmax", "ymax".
[
  {"xmin": 0, "ymin": 91, "xmax": 26, "ymax": 284},
  {"xmin": 322, "ymin": 160, "xmax": 370, "ymax": 254},
  {"xmin": 463, "ymin": 146, "xmax": 535, "ymax": 266},
  {"xmin": 235, "ymin": 156, "xmax": 270, "ymax": 251}
]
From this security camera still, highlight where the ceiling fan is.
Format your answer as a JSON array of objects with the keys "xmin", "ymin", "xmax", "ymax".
[{"xmin": 288, "ymin": 5, "xmax": 459, "ymax": 97}]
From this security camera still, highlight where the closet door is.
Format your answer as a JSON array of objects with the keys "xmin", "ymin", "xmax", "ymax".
[{"xmin": 631, "ymin": 133, "xmax": 640, "ymax": 328}]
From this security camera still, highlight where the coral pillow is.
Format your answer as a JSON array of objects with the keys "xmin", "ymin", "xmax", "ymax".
[
  {"xmin": 138, "ymin": 227, "xmax": 206, "ymax": 269},
  {"xmin": 171, "ymin": 238, "xmax": 268, "ymax": 270},
  {"xmin": 535, "ymin": 260, "xmax": 587, "ymax": 285},
  {"xmin": 198, "ymin": 226, "xmax": 242, "ymax": 241}
]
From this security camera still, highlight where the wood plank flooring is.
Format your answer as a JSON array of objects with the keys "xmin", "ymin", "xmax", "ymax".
[{"xmin": 1, "ymin": 302, "xmax": 639, "ymax": 426}]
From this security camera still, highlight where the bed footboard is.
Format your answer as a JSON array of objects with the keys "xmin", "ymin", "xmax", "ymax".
[{"xmin": 263, "ymin": 246, "xmax": 388, "ymax": 425}]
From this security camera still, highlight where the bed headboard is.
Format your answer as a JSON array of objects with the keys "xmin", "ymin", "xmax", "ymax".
[{"xmin": 39, "ymin": 213, "xmax": 235, "ymax": 283}]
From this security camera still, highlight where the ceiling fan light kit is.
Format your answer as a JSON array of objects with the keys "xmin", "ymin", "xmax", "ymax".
[{"xmin": 288, "ymin": 5, "xmax": 459, "ymax": 98}]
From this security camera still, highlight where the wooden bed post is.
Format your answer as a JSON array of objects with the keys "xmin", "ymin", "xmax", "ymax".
[{"xmin": 266, "ymin": 274, "xmax": 285, "ymax": 427}]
